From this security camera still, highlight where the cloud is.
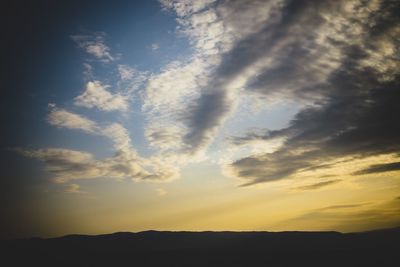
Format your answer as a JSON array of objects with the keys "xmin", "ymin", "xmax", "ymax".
[
  {"xmin": 148, "ymin": 0, "xmax": 281, "ymax": 155},
  {"xmin": 17, "ymin": 148, "xmax": 99, "ymax": 183},
  {"xmin": 294, "ymin": 179, "xmax": 342, "ymax": 191},
  {"xmin": 117, "ymin": 65, "xmax": 148, "ymax": 100},
  {"xmin": 160, "ymin": 0, "xmax": 216, "ymax": 17},
  {"xmin": 18, "ymin": 148, "xmax": 178, "ymax": 183},
  {"xmin": 82, "ymin": 63, "xmax": 94, "ymax": 80},
  {"xmin": 142, "ymin": 58, "xmax": 208, "ymax": 154},
  {"xmin": 282, "ymin": 198, "xmax": 400, "ymax": 232},
  {"xmin": 71, "ymin": 32, "xmax": 114, "ymax": 62},
  {"xmin": 48, "ymin": 107, "xmax": 132, "ymax": 152},
  {"xmin": 224, "ymin": 0, "xmax": 400, "ymax": 185},
  {"xmin": 118, "ymin": 65, "xmax": 135, "ymax": 81},
  {"xmin": 47, "ymin": 107, "xmax": 99, "ymax": 133},
  {"xmin": 21, "ymin": 106, "xmax": 180, "ymax": 183},
  {"xmin": 74, "ymin": 81, "xmax": 129, "ymax": 112},
  {"xmin": 154, "ymin": 0, "xmax": 346, "ymax": 157},
  {"xmin": 229, "ymin": 129, "xmax": 281, "ymax": 146},
  {"xmin": 101, "ymin": 123, "xmax": 133, "ymax": 151},
  {"xmin": 145, "ymin": 124, "xmax": 185, "ymax": 152},
  {"xmin": 145, "ymin": 1, "xmax": 229, "ymax": 157},
  {"xmin": 319, "ymin": 203, "xmax": 368, "ymax": 211},
  {"xmin": 151, "ymin": 43, "xmax": 159, "ymax": 51},
  {"xmin": 353, "ymin": 162, "xmax": 400, "ymax": 175},
  {"xmin": 143, "ymin": 59, "xmax": 206, "ymax": 115},
  {"xmin": 146, "ymin": 0, "xmax": 399, "ymax": 184},
  {"xmin": 183, "ymin": 89, "xmax": 235, "ymax": 153}
]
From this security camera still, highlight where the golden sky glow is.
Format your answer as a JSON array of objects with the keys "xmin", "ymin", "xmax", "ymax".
[{"xmin": 20, "ymin": 154, "xmax": 399, "ymax": 238}]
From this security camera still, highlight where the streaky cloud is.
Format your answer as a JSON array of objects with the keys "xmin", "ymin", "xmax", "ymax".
[
  {"xmin": 294, "ymin": 179, "xmax": 342, "ymax": 191},
  {"xmin": 353, "ymin": 162, "xmax": 400, "ymax": 175},
  {"xmin": 47, "ymin": 107, "xmax": 99, "ymax": 133}
]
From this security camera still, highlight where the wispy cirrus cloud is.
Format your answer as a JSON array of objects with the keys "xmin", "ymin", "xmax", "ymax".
[
  {"xmin": 353, "ymin": 162, "xmax": 400, "ymax": 175},
  {"xmin": 294, "ymin": 179, "xmax": 342, "ymax": 191},
  {"xmin": 71, "ymin": 32, "xmax": 115, "ymax": 62},
  {"xmin": 118, "ymin": 65, "xmax": 136, "ymax": 81}
]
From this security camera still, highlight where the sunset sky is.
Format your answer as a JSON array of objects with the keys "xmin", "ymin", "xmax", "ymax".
[{"xmin": 1, "ymin": 0, "xmax": 400, "ymax": 239}]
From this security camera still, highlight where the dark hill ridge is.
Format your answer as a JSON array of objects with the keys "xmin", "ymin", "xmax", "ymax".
[{"xmin": 2, "ymin": 228, "xmax": 399, "ymax": 266}]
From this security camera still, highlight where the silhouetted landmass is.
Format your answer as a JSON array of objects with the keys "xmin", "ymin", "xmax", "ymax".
[{"xmin": 1, "ymin": 228, "xmax": 399, "ymax": 266}]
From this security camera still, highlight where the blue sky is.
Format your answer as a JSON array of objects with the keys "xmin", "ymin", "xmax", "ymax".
[{"xmin": 20, "ymin": 0, "xmax": 303, "ymax": 187}]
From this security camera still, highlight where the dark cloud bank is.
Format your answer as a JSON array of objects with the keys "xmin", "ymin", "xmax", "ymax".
[{"xmin": 223, "ymin": 0, "xmax": 400, "ymax": 185}]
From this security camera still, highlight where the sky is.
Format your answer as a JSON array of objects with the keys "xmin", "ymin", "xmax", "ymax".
[{"xmin": 1, "ymin": 0, "xmax": 400, "ymax": 239}]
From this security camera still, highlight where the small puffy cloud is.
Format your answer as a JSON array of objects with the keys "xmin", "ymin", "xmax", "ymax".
[
  {"xmin": 47, "ymin": 107, "xmax": 99, "ymax": 133},
  {"xmin": 74, "ymin": 81, "xmax": 129, "ymax": 112},
  {"xmin": 71, "ymin": 32, "xmax": 114, "ymax": 62},
  {"xmin": 86, "ymin": 43, "xmax": 112, "ymax": 61},
  {"xmin": 151, "ymin": 43, "xmax": 159, "ymax": 51},
  {"xmin": 118, "ymin": 65, "xmax": 136, "ymax": 81}
]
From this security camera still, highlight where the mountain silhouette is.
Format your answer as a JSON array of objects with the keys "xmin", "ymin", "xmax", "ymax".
[{"xmin": 2, "ymin": 228, "xmax": 399, "ymax": 266}]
